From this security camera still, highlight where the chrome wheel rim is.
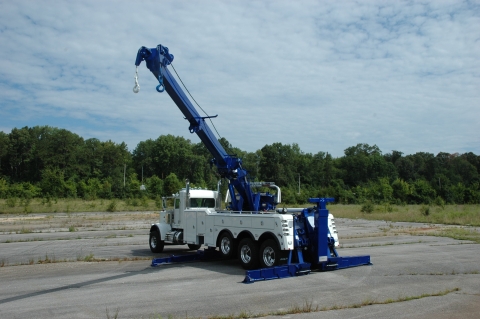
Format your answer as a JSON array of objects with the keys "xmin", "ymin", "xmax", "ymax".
[
  {"xmin": 240, "ymin": 245, "xmax": 251, "ymax": 264},
  {"xmin": 262, "ymin": 247, "xmax": 275, "ymax": 267},
  {"xmin": 220, "ymin": 237, "xmax": 231, "ymax": 255},
  {"xmin": 150, "ymin": 235, "xmax": 157, "ymax": 248}
]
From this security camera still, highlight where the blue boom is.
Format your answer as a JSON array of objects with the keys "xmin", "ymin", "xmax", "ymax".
[{"xmin": 135, "ymin": 44, "xmax": 273, "ymax": 212}]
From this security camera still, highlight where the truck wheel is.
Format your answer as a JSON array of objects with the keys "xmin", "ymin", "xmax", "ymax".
[
  {"xmin": 149, "ymin": 230, "xmax": 164, "ymax": 253},
  {"xmin": 187, "ymin": 244, "xmax": 201, "ymax": 250},
  {"xmin": 238, "ymin": 238, "xmax": 259, "ymax": 270},
  {"xmin": 218, "ymin": 232, "xmax": 235, "ymax": 259},
  {"xmin": 259, "ymin": 239, "xmax": 280, "ymax": 268}
]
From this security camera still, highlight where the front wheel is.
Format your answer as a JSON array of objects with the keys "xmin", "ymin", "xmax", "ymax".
[
  {"xmin": 149, "ymin": 230, "xmax": 164, "ymax": 253},
  {"xmin": 259, "ymin": 239, "xmax": 280, "ymax": 268},
  {"xmin": 238, "ymin": 238, "xmax": 259, "ymax": 270}
]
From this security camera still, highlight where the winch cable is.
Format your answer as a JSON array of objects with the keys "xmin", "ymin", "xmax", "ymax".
[{"xmin": 170, "ymin": 63, "xmax": 223, "ymax": 141}]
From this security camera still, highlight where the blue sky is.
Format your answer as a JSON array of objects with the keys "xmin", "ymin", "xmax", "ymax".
[{"xmin": 1, "ymin": 0, "xmax": 479, "ymax": 157}]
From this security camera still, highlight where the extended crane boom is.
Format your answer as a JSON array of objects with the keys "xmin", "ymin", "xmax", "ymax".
[{"xmin": 135, "ymin": 44, "xmax": 274, "ymax": 212}]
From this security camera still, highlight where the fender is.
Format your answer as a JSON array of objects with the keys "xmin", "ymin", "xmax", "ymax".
[{"xmin": 150, "ymin": 222, "xmax": 172, "ymax": 241}]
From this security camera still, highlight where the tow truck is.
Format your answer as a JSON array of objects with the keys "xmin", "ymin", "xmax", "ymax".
[{"xmin": 134, "ymin": 44, "xmax": 370, "ymax": 282}]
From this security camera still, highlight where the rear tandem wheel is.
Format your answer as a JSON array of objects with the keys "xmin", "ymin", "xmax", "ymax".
[
  {"xmin": 238, "ymin": 238, "xmax": 259, "ymax": 270},
  {"xmin": 259, "ymin": 239, "xmax": 280, "ymax": 268}
]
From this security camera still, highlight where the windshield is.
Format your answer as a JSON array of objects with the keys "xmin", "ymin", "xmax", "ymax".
[{"xmin": 190, "ymin": 198, "xmax": 215, "ymax": 208}]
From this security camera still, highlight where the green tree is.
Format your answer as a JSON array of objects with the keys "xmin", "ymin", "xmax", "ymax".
[
  {"xmin": 33, "ymin": 126, "xmax": 85, "ymax": 180},
  {"xmin": 0, "ymin": 131, "xmax": 9, "ymax": 177},
  {"xmin": 338, "ymin": 143, "xmax": 395, "ymax": 187},
  {"xmin": 411, "ymin": 179, "xmax": 436, "ymax": 204},
  {"xmin": 145, "ymin": 175, "xmax": 164, "ymax": 198},
  {"xmin": 8, "ymin": 182, "xmax": 41, "ymax": 199},
  {"xmin": 78, "ymin": 178, "xmax": 103, "ymax": 200},
  {"xmin": 0, "ymin": 178, "xmax": 7, "ymax": 198},
  {"xmin": 100, "ymin": 178, "xmax": 113, "ymax": 199},
  {"xmin": 391, "ymin": 178, "xmax": 412, "ymax": 203},
  {"xmin": 6, "ymin": 127, "xmax": 35, "ymax": 182},
  {"xmin": 464, "ymin": 182, "xmax": 480, "ymax": 204},
  {"xmin": 40, "ymin": 168, "xmax": 66, "ymax": 197},
  {"xmin": 79, "ymin": 138, "xmax": 104, "ymax": 179},
  {"xmin": 133, "ymin": 135, "xmax": 200, "ymax": 183},
  {"xmin": 99, "ymin": 140, "xmax": 131, "ymax": 197},
  {"xmin": 163, "ymin": 173, "xmax": 183, "ymax": 196},
  {"xmin": 259, "ymin": 143, "xmax": 300, "ymax": 186},
  {"xmin": 448, "ymin": 154, "xmax": 478, "ymax": 185},
  {"xmin": 378, "ymin": 177, "xmax": 393, "ymax": 202},
  {"xmin": 64, "ymin": 178, "xmax": 78, "ymax": 198},
  {"xmin": 449, "ymin": 182, "xmax": 466, "ymax": 204},
  {"xmin": 125, "ymin": 173, "xmax": 141, "ymax": 198}
]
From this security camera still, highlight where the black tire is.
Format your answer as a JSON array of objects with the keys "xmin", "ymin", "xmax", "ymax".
[
  {"xmin": 259, "ymin": 239, "xmax": 280, "ymax": 268},
  {"xmin": 149, "ymin": 230, "xmax": 164, "ymax": 253},
  {"xmin": 218, "ymin": 232, "xmax": 235, "ymax": 259},
  {"xmin": 187, "ymin": 244, "xmax": 201, "ymax": 250},
  {"xmin": 237, "ymin": 238, "xmax": 259, "ymax": 270}
]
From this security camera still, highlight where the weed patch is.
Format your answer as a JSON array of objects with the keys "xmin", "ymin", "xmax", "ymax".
[
  {"xmin": 434, "ymin": 227, "xmax": 480, "ymax": 244},
  {"xmin": 106, "ymin": 307, "xmax": 120, "ymax": 319},
  {"xmin": 106, "ymin": 200, "xmax": 117, "ymax": 212},
  {"xmin": 83, "ymin": 253, "xmax": 95, "ymax": 262},
  {"xmin": 38, "ymin": 253, "xmax": 56, "ymax": 264},
  {"xmin": 16, "ymin": 227, "xmax": 33, "ymax": 234},
  {"xmin": 361, "ymin": 201, "xmax": 374, "ymax": 213},
  {"xmin": 6, "ymin": 197, "xmax": 17, "ymax": 207}
]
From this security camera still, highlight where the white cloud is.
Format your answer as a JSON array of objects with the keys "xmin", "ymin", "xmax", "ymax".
[{"xmin": 0, "ymin": 0, "xmax": 478, "ymax": 157}]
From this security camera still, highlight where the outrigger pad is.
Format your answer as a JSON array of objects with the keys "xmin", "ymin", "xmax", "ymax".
[{"xmin": 318, "ymin": 255, "xmax": 372, "ymax": 271}]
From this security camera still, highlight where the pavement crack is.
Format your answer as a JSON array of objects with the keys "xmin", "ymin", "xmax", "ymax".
[{"xmin": 0, "ymin": 267, "xmax": 154, "ymax": 305}]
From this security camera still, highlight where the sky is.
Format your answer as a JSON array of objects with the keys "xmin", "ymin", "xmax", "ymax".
[{"xmin": 0, "ymin": 0, "xmax": 479, "ymax": 158}]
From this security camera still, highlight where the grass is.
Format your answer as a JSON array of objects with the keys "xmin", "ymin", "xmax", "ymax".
[
  {"xmin": 1, "ymin": 198, "xmax": 479, "ymax": 226},
  {"xmin": 339, "ymin": 221, "xmax": 480, "ymax": 244},
  {"xmin": 16, "ymin": 227, "xmax": 33, "ymax": 234},
  {"xmin": 38, "ymin": 253, "xmax": 57, "ymax": 264},
  {"xmin": 328, "ymin": 204, "xmax": 480, "ymax": 226},
  {"xmin": 2, "ymin": 199, "xmax": 479, "ymax": 227},
  {"xmin": 106, "ymin": 307, "xmax": 120, "ymax": 319},
  {"xmin": 434, "ymin": 227, "xmax": 480, "ymax": 244},
  {"xmin": 0, "ymin": 198, "xmax": 162, "ymax": 214}
]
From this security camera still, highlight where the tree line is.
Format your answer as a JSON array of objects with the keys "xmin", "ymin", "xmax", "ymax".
[{"xmin": 0, "ymin": 126, "xmax": 479, "ymax": 205}]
